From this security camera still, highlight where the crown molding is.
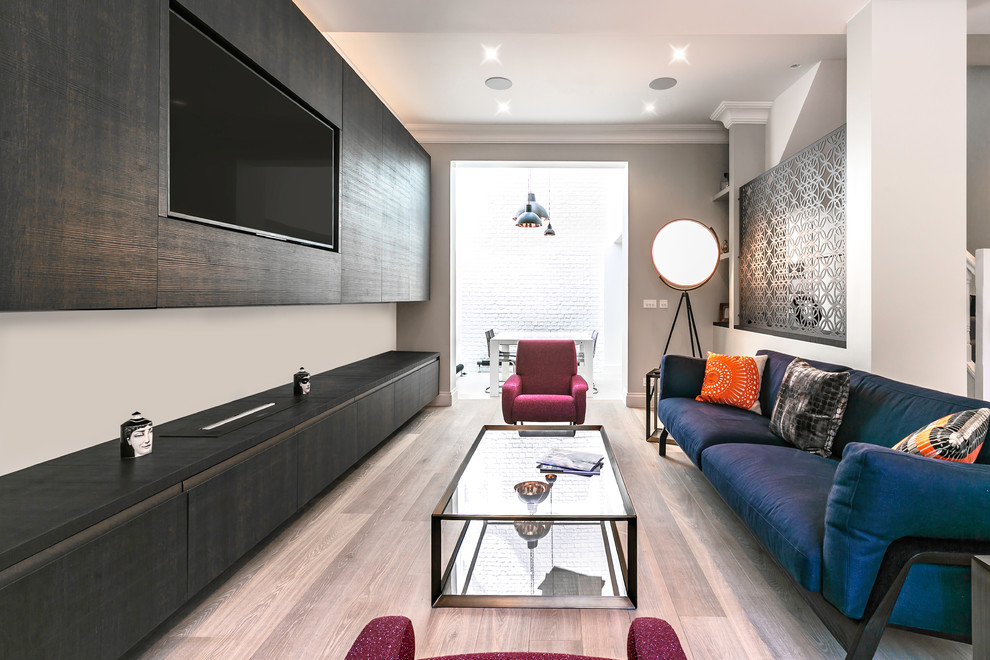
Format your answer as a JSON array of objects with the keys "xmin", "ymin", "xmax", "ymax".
[
  {"xmin": 406, "ymin": 123, "xmax": 728, "ymax": 145},
  {"xmin": 709, "ymin": 102, "xmax": 773, "ymax": 129}
]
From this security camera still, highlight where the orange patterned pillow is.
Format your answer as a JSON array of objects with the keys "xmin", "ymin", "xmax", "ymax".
[{"xmin": 696, "ymin": 352, "xmax": 768, "ymax": 413}]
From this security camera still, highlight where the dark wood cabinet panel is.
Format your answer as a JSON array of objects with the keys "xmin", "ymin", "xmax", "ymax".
[
  {"xmin": 297, "ymin": 405, "xmax": 358, "ymax": 506},
  {"xmin": 340, "ymin": 64, "xmax": 384, "ymax": 302},
  {"xmin": 158, "ymin": 218, "xmax": 341, "ymax": 307},
  {"xmin": 0, "ymin": 0, "xmax": 159, "ymax": 310},
  {"xmin": 356, "ymin": 385, "xmax": 395, "ymax": 453},
  {"xmin": 173, "ymin": 0, "xmax": 342, "ymax": 126},
  {"xmin": 381, "ymin": 110, "xmax": 412, "ymax": 302},
  {"xmin": 0, "ymin": 489, "xmax": 186, "ymax": 660},
  {"xmin": 186, "ymin": 434, "xmax": 299, "ymax": 596},
  {"xmin": 409, "ymin": 140, "xmax": 432, "ymax": 301},
  {"xmin": 419, "ymin": 359, "xmax": 440, "ymax": 408},
  {"xmin": 395, "ymin": 361, "xmax": 439, "ymax": 428},
  {"xmin": 394, "ymin": 370, "xmax": 421, "ymax": 429}
]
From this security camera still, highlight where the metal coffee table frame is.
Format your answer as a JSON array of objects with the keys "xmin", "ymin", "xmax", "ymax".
[{"xmin": 431, "ymin": 424, "xmax": 637, "ymax": 608}]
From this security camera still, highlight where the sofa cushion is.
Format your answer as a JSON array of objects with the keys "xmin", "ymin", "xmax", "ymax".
[
  {"xmin": 702, "ymin": 444, "xmax": 838, "ymax": 592},
  {"xmin": 657, "ymin": 397, "xmax": 786, "ymax": 470},
  {"xmin": 756, "ymin": 350, "xmax": 849, "ymax": 420},
  {"xmin": 768, "ymin": 359, "xmax": 850, "ymax": 457},
  {"xmin": 891, "ymin": 408, "xmax": 990, "ymax": 463},
  {"xmin": 830, "ymin": 371, "xmax": 990, "ymax": 463},
  {"xmin": 696, "ymin": 352, "xmax": 767, "ymax": 414}
]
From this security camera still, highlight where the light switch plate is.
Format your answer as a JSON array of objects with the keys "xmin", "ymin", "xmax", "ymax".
[
  {"xmin": 659, "ymin": 299, "xmax": 669, "ymax": 308},
  {"xmin": 643, "ymin": 299, "xmax": 657, "ymax": 308}
]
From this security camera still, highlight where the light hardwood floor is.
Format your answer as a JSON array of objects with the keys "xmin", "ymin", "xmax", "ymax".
[{"xmin": 128, "ymin": 399, "xmax": 972, "ymax": 659}]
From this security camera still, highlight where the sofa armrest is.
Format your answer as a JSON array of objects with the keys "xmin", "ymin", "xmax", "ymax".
[
  {"xmin": 823, "ymin": 442, "xmax": 990, "ymax": 619},
  {"xmin": 345, "ymin": 616, "xmax": 415, "ymax": 660},
  {"xmin": 658, "ymin": 354, "xmax": 707, "ymax": 400},
  {"xmin": 626, "ymin": 617, "xmax": 687, "ymax": 660}
]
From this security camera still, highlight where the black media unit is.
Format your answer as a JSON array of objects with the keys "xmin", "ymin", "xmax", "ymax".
[{"xmin": 0, "ymin": 351, "xmax": 439, "ymax": 659}]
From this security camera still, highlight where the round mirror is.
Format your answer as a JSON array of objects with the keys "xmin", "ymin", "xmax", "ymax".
[{"xmin": 650, "ymin": 218, "xmax": 720, "ymax": 290}]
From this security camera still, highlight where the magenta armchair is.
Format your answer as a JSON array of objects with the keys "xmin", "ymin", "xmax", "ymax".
[
  {"xmin": 345, "ymin": 615, "xmax": 688, "ymax": 660},
  {"xmin": 501, "ymin": 340, "xmax": 588, "ymax": 425}
]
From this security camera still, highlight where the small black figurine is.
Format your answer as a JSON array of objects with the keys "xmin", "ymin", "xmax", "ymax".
[
  {"xmin": 293, "ymin": 367, "xmax": 311, "ymax": 395},
  {"xmin": 120, "ymin": 412, "xmax": 153, "ymax": 459}
]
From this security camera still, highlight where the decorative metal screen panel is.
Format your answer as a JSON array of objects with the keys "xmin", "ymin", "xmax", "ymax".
[{"xmin": 738, "ymin": 125, "xmax": 846, "ymax": 347}]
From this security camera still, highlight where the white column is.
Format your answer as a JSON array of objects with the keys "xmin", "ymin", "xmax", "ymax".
[{"xmin": 847, "ymin": 0, "xmax": 968, "ymax": 394}]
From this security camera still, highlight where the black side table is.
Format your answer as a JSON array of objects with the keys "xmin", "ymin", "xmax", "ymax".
[
  {"xmin": 975, "ymin": 555, "xmax": 990, "ymax": 658},
  {"xmin": 645, "ymin": 368, "xmax": 662, "ymax": 442}
]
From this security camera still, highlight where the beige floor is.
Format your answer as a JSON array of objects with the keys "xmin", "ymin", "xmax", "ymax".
[{"xmin": 127, "ymin": 399, "xmax": 971, "ymax": 659}]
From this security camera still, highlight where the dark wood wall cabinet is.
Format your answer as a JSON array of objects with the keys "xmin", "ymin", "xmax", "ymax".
[
  {"xmin": 1, "ymin": 0, "xmax": 429, "ymax": 311},
  {"xmin": 0, "ymin": 351, "xmax": 439, "ymax": 659}
]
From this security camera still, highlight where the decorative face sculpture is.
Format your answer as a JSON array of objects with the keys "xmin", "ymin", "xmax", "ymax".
[
  {"xmin": 293, "ymin": 368, "xmax": 311, "ymax": 396},
  {"xmin": 127, "ymin": 422, "xmax": 154, "ymax": 457},
  {"xmin": 121, "ymin": 412, "xmax": 153, "ymax": 459}
]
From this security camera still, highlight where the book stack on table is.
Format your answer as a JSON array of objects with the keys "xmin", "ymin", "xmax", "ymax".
[{"xmin": 537, "ymin": 450, "xmax": 604, "ymax": 476}]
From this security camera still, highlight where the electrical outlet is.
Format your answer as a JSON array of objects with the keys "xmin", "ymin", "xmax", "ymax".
[
  {"xmin": 658, "ymin": 299, "xmax": 669, "ymax": 308},
  {"xmin": 643, "ymin": 299, "xmax": 657, "ymax": 309}
]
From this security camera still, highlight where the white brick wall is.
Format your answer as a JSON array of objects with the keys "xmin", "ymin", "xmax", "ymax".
[{"xmin": 454, "ymin": 166, "xmax": 623, "ymax": 369}]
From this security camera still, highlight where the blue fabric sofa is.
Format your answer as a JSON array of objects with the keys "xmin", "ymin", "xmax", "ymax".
[{"xmin": 656, "ymin": 349, "xmax": 990, "ymax": 658}]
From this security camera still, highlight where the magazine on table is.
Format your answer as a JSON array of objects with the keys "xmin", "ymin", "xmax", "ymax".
[{"xmin": 536, "ymin": 449, "xmax": 604, "ymax": 475}]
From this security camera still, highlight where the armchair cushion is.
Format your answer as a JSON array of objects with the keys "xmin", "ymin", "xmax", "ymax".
[
  {"xmin": 510, "ymin": 394, "xmax": 580, "ymax": 424},
  {"xmin": 346, "ymin": 616, "xmax": 687, "ymax": 660}
]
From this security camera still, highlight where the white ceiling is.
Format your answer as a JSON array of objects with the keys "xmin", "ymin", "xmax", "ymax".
[{"xmin": 293, "ymin": 0, "xmax": 990, "ymax": 128}]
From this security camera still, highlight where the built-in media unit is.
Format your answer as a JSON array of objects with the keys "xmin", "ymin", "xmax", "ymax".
[{"xmin": 168, "ymin": 8, "xmax": 339, "ymax": 251}]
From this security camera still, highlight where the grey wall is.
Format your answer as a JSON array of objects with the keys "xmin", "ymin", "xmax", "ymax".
[
  {"xmin": 970, "ymin": 66, "xmax": 990, "ymax": 253},
  {"xmin": 396, "ymin": 142, "xmax": 728, "ymax": 403}
]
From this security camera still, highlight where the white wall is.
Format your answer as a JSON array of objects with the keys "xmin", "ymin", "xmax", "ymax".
[
  {"xmin": 862, "ymin": 0, "xmax": 967, "ymax": 393},
  {"xmin": 0, "ymin": 304, "xmax": 397, "ymax": 475},
  {"xmin": 766, "ymin": 60, "xmax": 847, "ymax": 169},
  {"xmin": 765, "ymin": 63, "xmax": 820, "ymax": 169},
  {"xmin": 453, "ymin": 165, "xmax": 624, "ymax": 371},
  {"xmin": 969, "ymin": 66, "xmax": 990, "ymax": 253}
]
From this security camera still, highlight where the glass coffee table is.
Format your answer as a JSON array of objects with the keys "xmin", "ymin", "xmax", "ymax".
[{"xmin": 431, "ymin": 425, "xmax": 637, "ymax": 608}]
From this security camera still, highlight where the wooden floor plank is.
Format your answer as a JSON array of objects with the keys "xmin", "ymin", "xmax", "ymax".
[{"xmin": 127, "ymin": 399, "xmax": 974, "ymax": 659}]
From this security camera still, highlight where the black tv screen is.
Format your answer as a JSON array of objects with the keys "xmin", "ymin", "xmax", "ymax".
[{"xmin": 168, "ymin": 10, "xmax": 338, "ymax": 250}]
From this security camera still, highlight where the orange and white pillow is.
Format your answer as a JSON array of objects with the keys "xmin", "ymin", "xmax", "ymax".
[
  {"xmin": 696, "ymin": 352, "xmax": 768, "ymax": 414},
  {"xmin": 892, "ymin": 408, "xmax": 990, "ymax": 463}
]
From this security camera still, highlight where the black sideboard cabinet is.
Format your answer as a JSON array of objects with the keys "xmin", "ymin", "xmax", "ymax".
[{"xmin": 0, "ymin": 351, "xmax": 439, "ymax": 659}]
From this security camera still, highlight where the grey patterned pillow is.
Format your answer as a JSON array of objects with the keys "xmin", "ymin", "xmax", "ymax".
[{"xmin": 769, "ymin": 358, "xmax": 850, "ymax": 456}]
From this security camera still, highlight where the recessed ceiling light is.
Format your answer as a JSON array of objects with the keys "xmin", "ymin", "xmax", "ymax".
[
  {"xmin": 644, "ymin": 102, "xmax": 657, "ymax": 115},
  {"xmin": 649, "ymin": 77, "xmax": 677, "ymax": 91},
  {"xmin": 482, "ymin": 44, "xmax": 501, "ymax": 64},
  {"xmin": 485, "ymin": 76, "xmax": 512, "ymax": 91},
  {"xmin": 670, "ymin": 44, "xmax": 690, "ymax": 65},
  {"xmin": 496, "ymin": 100, "xmax": 511, "ymax": 115}
]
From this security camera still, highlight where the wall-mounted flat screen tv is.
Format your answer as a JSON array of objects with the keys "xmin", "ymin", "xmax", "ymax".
[{"xmin": 168, "ymin": 9, "xmax": 338, "ymax": 250}]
